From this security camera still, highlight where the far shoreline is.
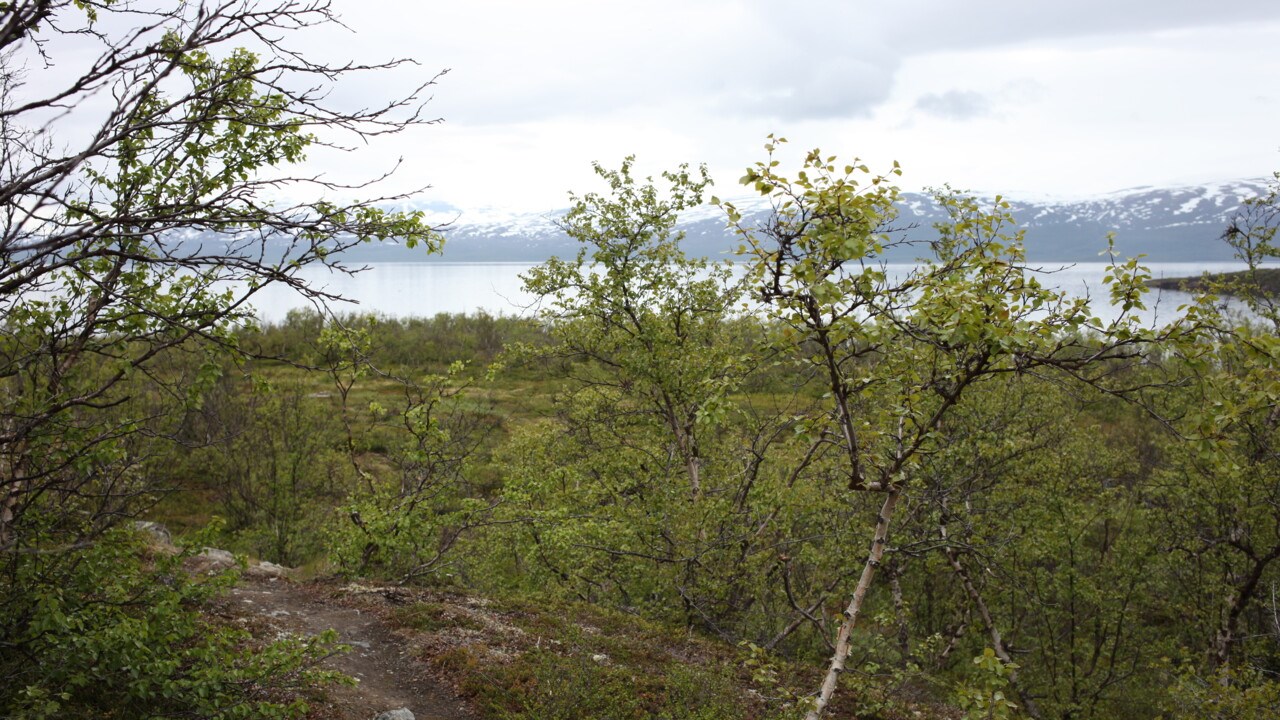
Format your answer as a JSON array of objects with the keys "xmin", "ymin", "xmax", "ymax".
[{"xmin": 1148, "ymin": 267, "xmax": 1280, "ymax": 296}]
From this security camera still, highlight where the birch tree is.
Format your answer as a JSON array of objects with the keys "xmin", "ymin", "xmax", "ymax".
[
  {"xmin": 0, "ymin": 2, "xmax": 443, "ymax": 714},
  {"xmin": 725, "ymin": 139, "xmax": 1150, "ymax": 718}
]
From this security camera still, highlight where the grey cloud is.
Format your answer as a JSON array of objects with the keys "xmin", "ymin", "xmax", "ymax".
[
  {"xmin": 328, "ymin": 0, "xmax": 911, "ymax": 126},
  {"xmin": 998, "ymin": 78, "xmax": 1046, "ymax": 104},
  {"xmin": 434, "ymin": 46, "xmax": 900, "ymax": 125},
  {"xmin": 886, "ymin": 0, "xmax": 1280, "ymax": 54},
  {"xmin": 719, "ymin": 53, "xmax": 899, "ymax": 121},
  {"xmin": 914, "ymin": 90, "xmax": 991, "ymax": 121},
  {"xmin": 322, "ymin": 0, "xmax": 1280, "ymax": 127}
]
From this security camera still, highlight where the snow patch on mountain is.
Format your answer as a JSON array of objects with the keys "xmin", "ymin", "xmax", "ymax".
[
  {"xmin": 183, "ymin": 178, "xmax": 1275, "ymax": 263},
  {"xmin": 404, "ymin": 178, "xmax": 1271, "ymax": 262}
]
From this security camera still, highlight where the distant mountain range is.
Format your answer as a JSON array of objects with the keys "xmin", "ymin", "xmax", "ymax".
[{"xmin": 299, "ymin": 179, "xmax": 1279, "ymax": 263}]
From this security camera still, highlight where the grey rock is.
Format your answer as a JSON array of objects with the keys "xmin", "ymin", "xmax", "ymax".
[
  {"xmin": 132, "ymin": 520, "xmax": 173, "ymax": 547},
  {"xmin": 374, "ymin": 709, "xmax": 414, "ymax": 720},
  {"xmin": 244, "ymin": 560, "xmax": 293, "ymax": 580},
  {"xmin": 199, "ymin": 547, "xmax": 236, "ymax": 565},
  {"xmin": 183, "ymin": 547, "xmax": 239, "ymax": 574}
]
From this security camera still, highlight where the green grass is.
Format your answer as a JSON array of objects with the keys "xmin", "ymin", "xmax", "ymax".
[
  {"xmin": 344, "ymin": 585, "xmax": 962, "ymax": 720},
  {"xmin": 378, "ymin": 590, "xmax": 779, "ymax": 720}
]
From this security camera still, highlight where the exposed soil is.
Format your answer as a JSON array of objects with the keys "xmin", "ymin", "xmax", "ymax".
[{"xmin": 226, "ymin": 578, "xmax": 476, "ymax": 720}]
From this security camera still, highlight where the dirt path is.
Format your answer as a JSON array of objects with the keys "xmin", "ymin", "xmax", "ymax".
[{"xmin": 229, "ymin": 579, "xmax": 474, "ymax": 720}]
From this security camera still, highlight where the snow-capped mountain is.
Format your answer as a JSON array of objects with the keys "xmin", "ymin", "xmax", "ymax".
[
  {"xmin": 300, "ymin": 178, "xmax": 1278, "ymax": 263},
  {"xmin": 987, "ymin": 179, "xmax": 1269, "ymax": 261}
]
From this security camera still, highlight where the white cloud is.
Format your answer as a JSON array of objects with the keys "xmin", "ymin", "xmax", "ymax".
[
  {"xmin": 308, "ymin": 0, "xmax": 1280, "ymax": 208},
  {"xmin": 913, "ymin": 90, "xmax": 991, "ymax": 121},
  {"xmin": 21, "ymin": 1, "xmax": 1280, "ymax": 210}
]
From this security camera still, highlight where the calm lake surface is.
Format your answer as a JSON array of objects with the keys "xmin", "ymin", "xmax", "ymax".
[{"xmin": 246, "ymin": 261, "xmax": 1252, "ymax": 326}]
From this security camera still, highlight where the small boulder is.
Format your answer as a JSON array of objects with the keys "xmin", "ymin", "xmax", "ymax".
[
  {"xmin": 374, "ymin": 709, "xmax": 415, "ymax": 720},
  {"xmin": 132, "ymin": 520, "xmax": 174, "ymax": 548},
  {"xmin": 244, "ymin": 560, "xmax": 294, "ymax": 580},
  {"xmin": 184, "ymin": 547, "xmax": 239, "ymax": 574}
]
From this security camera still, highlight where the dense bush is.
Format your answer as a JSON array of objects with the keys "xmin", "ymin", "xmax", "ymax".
[{"xmin": 0, "ymin": 527, "xmax": 344, "ymax": 719}]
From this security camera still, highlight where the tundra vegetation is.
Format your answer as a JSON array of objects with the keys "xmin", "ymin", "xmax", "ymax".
[{"xmin": 4, "ymin": 3, "xmax": 1280, "ymax": 720}]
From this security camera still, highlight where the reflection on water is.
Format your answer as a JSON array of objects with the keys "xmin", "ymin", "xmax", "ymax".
[
  {"xmin": 245, "ymin": 261, "xmax": 1253, "ymax": 327},
  {"xmin": 247, "ymin": 262, "xmax": 542, "ymax": 322}
]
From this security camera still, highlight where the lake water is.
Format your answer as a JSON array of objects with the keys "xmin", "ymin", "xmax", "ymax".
[{"xmin": 246, "ymin": 261, "xmax": 1252, "ymax": 326}]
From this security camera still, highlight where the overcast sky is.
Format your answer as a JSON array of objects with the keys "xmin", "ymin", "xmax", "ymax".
[{"xmin": 94, "ymin": 2, "xmax": 1280, "ymax": 212}]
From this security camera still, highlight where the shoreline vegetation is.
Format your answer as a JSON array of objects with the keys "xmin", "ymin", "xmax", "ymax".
[{"xmin": 1148, "ymin": 267, "xmax": 1280, "ymax": 296}]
